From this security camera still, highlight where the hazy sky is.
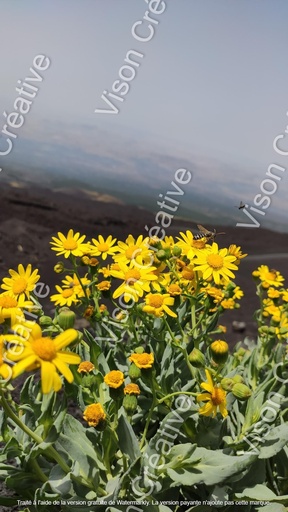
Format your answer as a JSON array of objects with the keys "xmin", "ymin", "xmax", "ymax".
[{"xmin": 1, "ymin": 0, "xmax": 288, "ymax": 228}]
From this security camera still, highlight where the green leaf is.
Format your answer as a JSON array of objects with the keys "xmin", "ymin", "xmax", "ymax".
[
  {"xmin": 117, "ymin": 412, "xmax": 141, "ymax": 462},
  {"xmin": 258, "ymin": 424, "xmax": 288, "ymax": 459},
  {"xmin": 166, "ymin": 447, "xmax": 257, "ymax": 486},
  {"xmin": 235, "ymin": 484, "xmax": 288, "ymax": 504}
]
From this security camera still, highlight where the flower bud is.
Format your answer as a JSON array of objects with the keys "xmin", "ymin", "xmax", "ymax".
[
  {"xmin": 188, "ymin": 348, "xmax": 205, "ymax": 368},
  {"xmin": 55, "ymin": 307, "xmax": 76, "ymax": 329},
  {"xmin": 156, "ymin": 249, "xmax": 168, "ymax": 261},
  {"xmin": 128, "ymin": 362, "xmax": 141, "ymax": 381},
  {"xmin": 123, "ymin": 395, "xmax": 138, "ymax": 414},
  {"xmin": 232, "ymin": 375, "xmax": 244, "ymax": 384},
  {"xmin": 39, "ymin": 315, "xmax": 54, "ymax": 327},
  {"xmin": 135, "ymin": 347, "xmax": 145, "ymax": 354},
  {"xmin": 232, "ymin": 383, "xmax": 252, "ymax": 400},
  {"xmin": 210, "ymin": 340, "xmax": 229, "ymax": 364},
  {"xmin": 220, "ymin": 377, "xmax": 235, "ymax": 391},
  {"xmin": 54, "ymin": 262, "xmax": 65, "ymax": 274},
  {"xmin": 172, "ymin": 245, "xmax": 182, "ymax": 257}
]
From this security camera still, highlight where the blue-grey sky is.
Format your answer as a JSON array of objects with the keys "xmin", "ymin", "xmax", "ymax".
[{"xmin": 0, "ymin": 0, "xmax": 288, "ymax": 230}]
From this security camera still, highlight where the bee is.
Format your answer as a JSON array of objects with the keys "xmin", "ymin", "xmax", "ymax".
[
  {"xmin": 235, "ymin": 201, "xmax": 246, "ymax": 210},
  {"xmin": 194, "ymin": 224, "xmax": 225, "ymax": 241}
]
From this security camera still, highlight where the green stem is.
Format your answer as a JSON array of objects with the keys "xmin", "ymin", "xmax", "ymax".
[
  {"xmin": 28, "ymin": 457, "xmax": 48, "ymax": 483},
  {"xmin": 139, "ymin": 378, "xmax": 158, "ymax": 450}
]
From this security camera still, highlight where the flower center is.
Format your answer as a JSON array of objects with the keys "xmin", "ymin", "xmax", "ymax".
[
  {"xmin": 31, "ymin": 337, "xmax": 57, "ymax": 360},
  {"xmin": 0, "ymin": 296, "xmax": 18, "ymax": 308},
  {"xmin": 125, "ymin": 269, "xmax": 141, "ymax": 284},
  {"xmin": 63, "ymin": 239, "xmax": 78, "ymax": 250},
  {"xmin": 12, "ymin": 278, "xmax": 27, "ymax": 294},
  {"xmin": 211, "ymin": 387, "xmax": 226, "ymax": 406},
  {"xmin": 148, "ymin": 295, "xmax": 163, "ymax": 308},
  {"xmin": 182, "ymin": 268, "xmax": 195, "ymax": 280},
  {"xmin": 97, "ymin": 242, "xmax": 109, "ymax": 252},
  {"xmin": 266, "ymin": 271, "xmax": 276, "ymax": 281},
  {"xmin": 207, "ymin": 254, "xmax": 223, "ymax": 269},
  {"xmin": 62, "ymin": 289, "xmax": 74, "ymax": 298},
  {"xmin": 126, "ymin": 246, "xmax": 139, "ymax": 260}
]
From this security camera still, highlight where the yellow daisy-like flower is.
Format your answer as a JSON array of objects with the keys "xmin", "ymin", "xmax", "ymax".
[
  {"xmin": 193, "ymin": 243, "xmax": 238, "ymax": 285},
  {"xmin": 83, "ymin": 403, "xmax": 106, "ymax": 427},
  {"xmin": 176, "ymin": 230, "xmax": 207, "ymax": 258},
  {"xmin": 197, "ymin": 370, "xmax": 228, "ymax": 418},
  {"xmin": 129, "ymin": 352, "xmax": 154, "ymax": 369},
  {"xmin": 0, "ymin": 336, "xmax": 13, "ymax": 381},
  {"xmin": 1, "ymin": 264, "xmax": 40, "ymax": 301},
  {"xmin": 167, "ymin": 283, "xmax": 182, "ymax": 296},
  {"xmin": 77, "ymin": 361, "xmax": 95, "ymax": 374},
  {"xmin": 267, "ymin": 288, "xmax": 281, "ymax": 299},
  {"xmin": 228, "ymin": 245, "xmax": 247, "ymax": 264},
  {"xmin": 50, "ymin": 229, "xmax": 87, "ymax": 259},
  {"xmin": 221, "ymin": 298, "xmax": 236, "ymax": 309},
  {"xmin": 110, "ymin": 262, "xmax": 158, "ymax": 303},
  {"xmin": 50, "ymin": 285, "xmax": 80, "ymax": 307},
  {"xmin": 5, "ymin": 322, "xmax": 80, "ymax": 394},
  {"xmin": 0, "ymin": 292, "xmax": 34, "ymax": 325},
  {"xmin": 62, "ymin": 274, "xmax": 91, "ymax": 298},
  {"xmin": 282, "ymin": 289, "xmax": 288, "ymax": 302},
  {"xmin": 104, "ymin": 370, "xmax": 124, "ymax": 388},
  {"xmin": 252, "ymin": 266, "xmax": 284, "ymax": 288},
  {"xmin": 89, "ymin": 235, "xmax": 118, "ymax": 261},
  {"xmin": 113, "ymin": 235, "xmax": 151, "ymax": 265},
  {"xmin": 143, "ymin": 293, "xmax": 177, "ymax": 318},
  {"xmin": 124, "ymin": 383, "xmax": 140, "ymax": 395},
  {"xmin": 233, "ymin": 286, "xmax": 244, "ymax": 300}
]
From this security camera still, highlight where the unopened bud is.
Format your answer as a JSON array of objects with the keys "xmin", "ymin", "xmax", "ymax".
[
  {"xmin": 188, "ymin": 348, "xmax": 205, "ymax": 368},
  {"xmin": 123, "ymin": 395, "xmax": 138, "ymax": 414},
  {"xmin": 232, "ymin": 383, "xmax": 252, "ymax": 400},
  {"xmin": 210, "ymin": 340, "xmax": 229, "ymax": 364},
  {"xmin": 221, "ymin": 377, "xmax": 235, "ymax": 391},
  {"xmin": 55, "ymin": 307, "xmax": 76, "ymax": 329}
]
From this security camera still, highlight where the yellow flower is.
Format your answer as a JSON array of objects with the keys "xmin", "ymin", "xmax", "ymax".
[
  {"xmin": 50, "ymin": 229, "xmax": 87, "ymax": 259},
  {"xmin": 0, "ymin": 292, "xmax": 34, "ymax": 325},
  {"xmin": 6, "ymin": 322, "xmax": 80, "ymax": 394},
  {"xmin": 113, "ymin": 235, "xmax": 151, "ymax": 265},
  {"xmin": 50, "ymin": 285, "xmax": 80, "ymax": 307},
  {"xmin": 104, "ymin": 370, "xmax": 124, "ymax": 388},
  {"xmin": 143, "ymin": 293, "xmax": 177, "ymax": 318},
  {"xmin": 89, "ymin": 235, "xmax": 118, "ymax": 260},
  {"xmin": 233, "ymin": 286, "xmax": 244, "ymax": 300},
  {"xmin": 124, "ymin": 383, "xmax": 140, "ymax": 395},
  {"xmin": 110, "ymin": 262, "xmax": 158, "ymax": 303},
  {"xmin": 221, "ymin": 298, "xmax": 236, "ymax": 309},
  {"xmin": 193, "ymin": 243, "xmax": 238, "ymax": 285},
  {"xmin": 176, "ymin": 230, "xmax": 207, "ymax": 258},
  {"xmin": 167, "ymin": 283, "xmax": 182, "ymax": 296},
  {"xmin": 77, "ymin": 361, "xmax": 95, "ymax": 373},
  {"xmin": 282, "ymin": 289, "xmax": 288, "ymax": 302},
  {"xmin": 228, "ymin": 245, "xmax": 247, "ymax": 264},
  {"xmin": 252, "ymin": 266, "xmax": 284, "ymax": 288},
  {"xmin": 83, "ymin": 403, "xmax": 106, "ymax": 427},
  {"xmin": 0, "ymin": 336, "xmax": 12, "ymax": 381},
  {"xmin": 267, "ymin": 288, "xmax": 281, "ymax": 299},
  {"xmin": 62, "ymin": 274, "xmax": 91, "ymax": 297},
  {"xmin": 129, "ymin": 353, "xmax": 154, "ymax": 369},
  {"xmin": 197, "ymin": 370, "xmax": 228, "ymax": 418},
  {"xmin": 97, "ymin": 281, "xmax": 111, "ymax": 291},
  {"xmin": 1, "ymin": 264, "xmax": 40, "ymax": 301}
]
